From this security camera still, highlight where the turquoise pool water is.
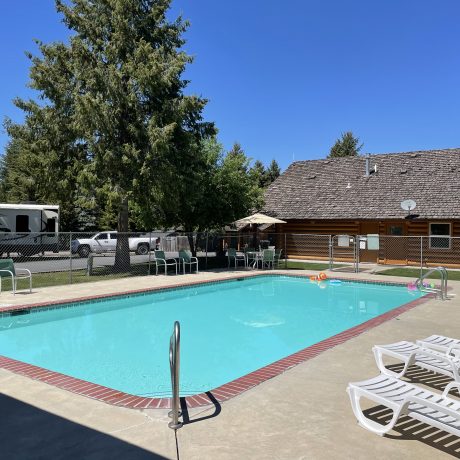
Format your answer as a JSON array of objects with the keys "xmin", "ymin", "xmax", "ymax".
[{"xmin": 0, "ymin": 276, "xmax": 422, "ymax": 397}]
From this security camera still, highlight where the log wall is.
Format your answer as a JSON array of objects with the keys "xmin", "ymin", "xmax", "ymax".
[{"xmin": 275, "ymin": 219, "xmax": 460, "ymax": 267}]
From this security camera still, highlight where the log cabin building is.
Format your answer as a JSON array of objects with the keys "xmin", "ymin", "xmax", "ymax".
[{"xmin": 262, "ymin": 148, "xmax": 460, "ymax": 266}]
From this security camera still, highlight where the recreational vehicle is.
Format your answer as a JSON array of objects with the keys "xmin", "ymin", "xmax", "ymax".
[{"xmin": 0, "ymin": 204, "xmax": 59, "ymax": 256}]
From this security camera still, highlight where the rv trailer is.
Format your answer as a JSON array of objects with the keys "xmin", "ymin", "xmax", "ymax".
[{"xmin": 0, "ymin": 204, "xmax": 59, "ymax": 256}]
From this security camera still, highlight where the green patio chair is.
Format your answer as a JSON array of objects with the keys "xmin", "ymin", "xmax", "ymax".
[
  {"xmin": 153, "ymin": 250, "xmax": 178, "ymax": 275},
  {"xmin": 274, "ymin": 249, "xmax": 283, "ymax": 268},
  {"xmin": 261, "ymin": 249, "xmax": 275, "ymax": 269},
  {"xmin": 179, "ymin": 250, "xmax": 199, "ymax": 274},
  {"xmin": 227, "ymin": 248, "xmax": 246, "ymax": 268},
  {"xmin": 0, "ymin": 258, "xmax": 32, "ymax": 294}
]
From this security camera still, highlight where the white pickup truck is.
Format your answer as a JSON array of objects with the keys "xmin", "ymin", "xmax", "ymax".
[{"xmin": 71, "ymin": 231, "xmax": 156, "ymax": 257}]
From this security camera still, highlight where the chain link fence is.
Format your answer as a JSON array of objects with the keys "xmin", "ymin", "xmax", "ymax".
[{"xmin": 0, "ymin": 231, "xmax": 459, "ymax": 291}]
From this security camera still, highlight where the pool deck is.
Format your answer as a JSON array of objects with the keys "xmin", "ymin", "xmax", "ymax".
[{"xmin": 1, "ymin": 269, "xmax": 460, "ymax": 459}]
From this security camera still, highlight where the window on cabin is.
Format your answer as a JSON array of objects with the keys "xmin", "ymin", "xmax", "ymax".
[
  {"xmin": 16, "ymin": 215, "xmax": 29, "ymax": 232},
  {"xmin": 429, "ymin": 223, "xmax": 451, "ymax": 249},
  {"xmin": 388, "ymin": 225, "xmax": 403, "ymax": 236}
]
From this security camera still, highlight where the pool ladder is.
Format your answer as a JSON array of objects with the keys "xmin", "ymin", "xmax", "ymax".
[
  {"xmin": 415, "ymin": 266, "xmax": 448, "ymax": 300},
  {"xmin": 168, "ymin": 321, "xmax": 183, "ymax": 430}
]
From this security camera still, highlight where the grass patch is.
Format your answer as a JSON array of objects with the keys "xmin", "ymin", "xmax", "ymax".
[
  {"xmin": 4, "ymin": 256, "xmax": 222, "ymax": 292},
  {"xmin": 0, "ymin": 265, "xmax": 154, "ymax": 292},
  {"xmin": 377, "ymin": 267, "xmax": 460, "ymax": 281}
]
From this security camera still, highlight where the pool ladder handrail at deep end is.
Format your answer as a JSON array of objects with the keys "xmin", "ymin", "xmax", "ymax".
[
  {"xmin": 168, "ymin": 321, "xmax": 183, "ymax": 430},
  {"xmin": 415, "ymin": 266, "xmax": 448, "ymax": 300}
]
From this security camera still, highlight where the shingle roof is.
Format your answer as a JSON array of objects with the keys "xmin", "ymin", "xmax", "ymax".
[{"xmin": 263, "ymin": 148, "xmax": 460, "ymax": 220}]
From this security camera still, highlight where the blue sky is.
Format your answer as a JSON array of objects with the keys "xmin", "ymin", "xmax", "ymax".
[{"xmin": 1, "ymin": 0, "xmax": 459, "ymax": 170}]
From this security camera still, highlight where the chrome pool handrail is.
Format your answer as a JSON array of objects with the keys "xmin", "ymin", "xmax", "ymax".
[
  {"xmin": 415, "ymin": 266, "xmax": 448, "ymax": 300},
  {"xmin": 168, "ymin": 321, "xmax": 183, "ymax": 430}
]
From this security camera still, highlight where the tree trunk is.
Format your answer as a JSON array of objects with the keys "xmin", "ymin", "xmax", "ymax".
[
  {"xmin": 186, "ymin": 229, "xmax": 196, "ymax": 257},
  {"xmin": 114, "ymin": 196, "xmax": 131, "ymax": 272}
]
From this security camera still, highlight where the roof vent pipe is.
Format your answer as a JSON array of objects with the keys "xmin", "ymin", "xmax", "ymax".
[{"xmin": 365, "ymin": 154, "xmax": 370, "ymax": 177}]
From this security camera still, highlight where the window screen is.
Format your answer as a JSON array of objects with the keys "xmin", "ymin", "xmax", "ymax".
[
  {"xmin": 388, "ymin": 226, "xmax": 403, "ymax": 236},
  {"xmin": 430, "ymin": 223, "xmax": 450, "ymax": 249}
]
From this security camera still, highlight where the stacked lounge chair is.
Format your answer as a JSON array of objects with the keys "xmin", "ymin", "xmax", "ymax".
[{"xmin": 347, "ymin": 334, "xmax": 460, "ymax": 436}]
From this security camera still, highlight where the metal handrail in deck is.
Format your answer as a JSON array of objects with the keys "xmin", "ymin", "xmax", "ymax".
[
  {"xmin": 168, "ymin": 321, "xmax": 183, "ymax": 430},
  {"xmin": 415, "ymin": 266, "xmax": 448, "ymax": 300}
]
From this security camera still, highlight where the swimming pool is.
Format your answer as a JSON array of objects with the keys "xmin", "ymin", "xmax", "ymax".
[{"xmin": 0, "ymin": 275, "xmax": 424, "ymax": 403}]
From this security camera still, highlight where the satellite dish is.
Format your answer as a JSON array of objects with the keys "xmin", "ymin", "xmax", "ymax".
[{"xmin": 401, "ymin": 199, "xmax": 416, "ymax": 213}]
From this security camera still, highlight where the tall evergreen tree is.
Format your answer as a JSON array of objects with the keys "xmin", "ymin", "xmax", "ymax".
[
  {"xmin": 249, "ymin": 158, "xmax": 280, "ymax": 189},
  {"xmin": 3, "ymin": 101, "xmax": 91, "ymax": 231},
  {"xmin": 1, "ymin": 137, "xmax": 41, "ymax": 204},
  {"xmin": 265, "ymin": 159, "xmax": 281, "ymax": 185},
  {"xmin": 7, "ymin": 0, "xmax": 215, "ymax": 268},
  {"xmin": 328, "ymin": 131, "xmax": 363, "ymax": 158},
  {"xmin": 249, "ymin": 160, "xmax": 266, "ymax": 188},
  {"xmin": 226, "ymin": 142, "xmax": 246, "ymax": 162}
]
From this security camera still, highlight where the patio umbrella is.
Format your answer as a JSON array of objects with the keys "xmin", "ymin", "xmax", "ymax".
[{"xmin": 234, "ymin": 213, "xmax": 286, "ymax": 230}]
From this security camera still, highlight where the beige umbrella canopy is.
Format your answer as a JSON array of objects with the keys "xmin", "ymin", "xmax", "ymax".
[{"xmin": 234, "ymin": 212, "xmax": 286, "ymax": 230}]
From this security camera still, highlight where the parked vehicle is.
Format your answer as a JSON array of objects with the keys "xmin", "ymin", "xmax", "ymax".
[
  {"xmin": 0, "ymin": 203, "xmax": 59, "ymax": 256},
  {"xmin": 71, "ymin": 231, "xmax": 156, "ymax": 257}
]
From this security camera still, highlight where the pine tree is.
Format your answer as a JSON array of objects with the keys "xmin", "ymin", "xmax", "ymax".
[
  {"xmin": 328, "ymin": 132, "xmax": 363, "ymax": 158},
  {"xmin": 226, "ymin": 143, "xmax": 247, "ymax": 164},
  {"xmin": 249, "ymin": 160, "xmax": 266, "ymax": 188},
  {"xmin": 7, "ymin": 0, "xmax": 215, "ymax": 269},
  {"xmin": 265, "ymin": 159, "xmax": 281, "ymax": 185}
]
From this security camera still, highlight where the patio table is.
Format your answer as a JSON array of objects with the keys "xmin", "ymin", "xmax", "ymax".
[{"xmin": 245, "ymin": 251, "xmax": 262, "ymax": 269}]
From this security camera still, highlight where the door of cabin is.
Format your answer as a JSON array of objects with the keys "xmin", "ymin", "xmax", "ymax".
[
  {"xmin": 359, "ymin": 222, "xmax": 379, "ymax": 263},
  {"xmin": 384, "ymin": 223, "xmax": 408, "ymax": 265}
]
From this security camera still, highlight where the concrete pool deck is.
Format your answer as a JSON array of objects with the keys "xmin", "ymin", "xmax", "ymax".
[{"xmin": 1, "ymin": 269, "xmax": 460, "ymax": 459}]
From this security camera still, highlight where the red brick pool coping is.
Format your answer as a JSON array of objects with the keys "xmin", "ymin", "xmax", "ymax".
[{"xmin": 0, "ymin": 273, "xmax": 434, "ymax": 410}]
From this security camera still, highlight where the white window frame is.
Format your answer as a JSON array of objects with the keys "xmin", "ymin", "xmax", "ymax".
[{"xmin": 429, "ymin": 222, "xmax": 451, "ymax": 249}]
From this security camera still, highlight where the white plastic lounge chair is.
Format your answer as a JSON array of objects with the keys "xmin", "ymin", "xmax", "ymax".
[
  {"xmin": 373, "ymin": 341, "xmax": 460, "ymax": 380},
  {"xmin": 417, "ymin": 334, "xmax": 460, "ymax": 354},
  {"xmin": 347, "ymin": 374, "xmax": 460, "ymax": 436},
  {"xmin": 0, "ymin": 258, "xmax": 32, "ymax": 294}
]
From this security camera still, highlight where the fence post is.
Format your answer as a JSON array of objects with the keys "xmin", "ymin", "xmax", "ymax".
[
  {"xmin": 329, "ymin": 235, "xmax": 332, "ymax": 270},
  {"xmin": 420, "ymin": 236, "xmax": 423, "ymax": 280},
  {"xmin": 355, "ymin": 235, "xmax": 360, "ymax": 273},
  {"xmin": 284, "ymin": 233, "xmax": 287, "ymax": 269},
  {"xmin": 148, "ymin": 232, "xmax": 152, "ymax": 275},
  {"xmin": 69, "ymin": 231, "xmax": 73, "ymax": 285},
  {"xmin": 205, "ymin": 232, "xmax": 208, "ymax": 270}
]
